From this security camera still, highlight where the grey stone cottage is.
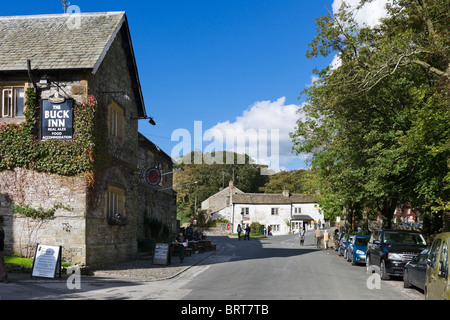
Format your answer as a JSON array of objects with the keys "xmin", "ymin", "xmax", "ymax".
[{"xmin": 0, "ymin": 12, "xmax": 177, "ymax": 267}]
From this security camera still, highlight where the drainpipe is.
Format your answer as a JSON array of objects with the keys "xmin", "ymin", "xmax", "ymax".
[{"xmin": 27, "ymin": 59, "xmax": 38, "ymax": 93}]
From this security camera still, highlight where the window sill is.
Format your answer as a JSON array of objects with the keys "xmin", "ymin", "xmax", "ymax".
[{"xmin": 107, "ymin": 216, "xmax": 129, "ymax": 226}]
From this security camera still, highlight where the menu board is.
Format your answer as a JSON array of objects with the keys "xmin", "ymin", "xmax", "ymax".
[
  {"xmin": 153, "ymin": 243, "xmax": 170, "ymax": 265},
  {"xmin": 31, "ymin": 244, "xmax": 62, "ymax": 279}
]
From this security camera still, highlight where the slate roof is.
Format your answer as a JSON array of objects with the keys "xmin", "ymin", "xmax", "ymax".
[
  {"xmin": 0, "ymin": 12, "xmax": 126, "ymax": 71},
  {"xmin": 232, "ymin": 193, "xmax": 317, "ymax": 205},
  {"xmin": 292, "ymin": 215, "xmax": 315, "ymax": 221},
  {"xmin": 0, "ymin": 11, "xmax": 147, "ymax": 118}
]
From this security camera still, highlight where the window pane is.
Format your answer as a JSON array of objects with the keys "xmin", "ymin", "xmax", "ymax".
[
  {"xmin": 15, "ymin": 89, "xmax": 24, "ymax": 117},
  {"xmin": 440, "ymin": 242, "xmax": 448, "ymax": 273},
  {"xmin": 430, "ymin": 239, "xmax": 442, "ymax": 268},
  {"xmin": 2, "ymin": 89, "xmax": 12, "ymax": 117}
]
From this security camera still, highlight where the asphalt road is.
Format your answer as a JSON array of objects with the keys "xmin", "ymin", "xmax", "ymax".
[
  {"xmin": 180, "ymin": 232, "xmax": 424, "ymax": 300},
  {"xmin": 0, "ymin": 231, "xmax": 424, "ymax": 301}
]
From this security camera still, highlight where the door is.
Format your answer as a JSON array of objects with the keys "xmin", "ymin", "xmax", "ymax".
[
  {"xmin": 426, "ymin": 238, "xmax": 442, "ymax": 299},
  {"xmin": 416, "ymin": 253, "xmax": 427, "ymax": 288},
  {"xmin": 372, "ymin": 231, "xmax": 382, "ymax": 266},
  {"xmin": 435, "ymin": 240, "xmax": 448, "ymax": 299}
]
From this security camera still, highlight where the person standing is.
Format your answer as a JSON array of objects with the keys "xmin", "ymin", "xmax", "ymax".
[
  {"xmin": 175, "ymin": 230, "xmax": 188, "ymax": 264},
  {"xmin": 237, "ymin": 224, "xmax": 242, "ymax": 241},
  {"xmin": 314, "ymin": 227, "xmax": 322, "ymax": 249},
  {"xmin": 0, "ymin": 216, "xmax": 7, "ymax": 283},
  {"xmin": 244, "ymin": 225, "xmax": 251, "ymax": 241},
  {"xmin": 299, "ymin": 227, "xmax": 305, "ymax": 246},
  {"xmin": 323, "ymin": 230, "xmax": 330, "ymax": 249}
]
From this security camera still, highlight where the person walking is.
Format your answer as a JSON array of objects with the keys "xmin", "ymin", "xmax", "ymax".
[
  {"xmin": 237, "ymin": 224, "xmax": 242, "ymax": 241},
  {"xmin": 0, "ymin": 216, "xmax": 8, "ymax": 283},
  {"xmin": 299, "ymin": 227, "xmax": 305, "ymax": 246},
  {"xmin": 314, "ymin": 227, "xmax": 322, "ymax": 249},
  {"xmin": 323, "ymin": 230, "xmax": 329, "ymax": 249},
  {"xmin": 244, "ymin": 225, "xmax": 251, "ymax": 241}
]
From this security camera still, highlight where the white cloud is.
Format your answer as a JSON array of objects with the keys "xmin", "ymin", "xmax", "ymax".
[
  {"xmin": 307, "ymin": 75, "xmax": 320, "ymax": 88},
  {"xmin": 328, "ymin": 1, "xmax": 389, "ymax": 71},
  {"xmin": 332, "ymin": 0, "xmax": 389, "ymax": 27},
  {"xmin": 204, "ymin": 97, "xmax": 308, "ymax": 172},
  {"xmin": 330, "ymin": 54, "xmax": 342, "ymax": 70}
]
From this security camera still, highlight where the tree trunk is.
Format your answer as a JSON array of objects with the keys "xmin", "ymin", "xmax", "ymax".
[
  {"xmin": 443, "ymin": 210, "xmax": 450, "ymax": 233},
  {"xmin": 380, "ymin": 199, "xmax": 397, "ymax": 229}
]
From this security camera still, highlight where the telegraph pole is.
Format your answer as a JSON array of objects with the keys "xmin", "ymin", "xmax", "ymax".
[{"xmin": 61, "ymin": 0, "xmax": 70, "ymax": 13}]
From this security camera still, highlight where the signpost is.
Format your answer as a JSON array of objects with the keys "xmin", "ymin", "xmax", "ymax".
[
  {"xmin": 41, "ymin": 93, "xmax": 73, "ymax": 141},
  {"xmin": 153, "ymin": 243, "xmax": 170, "ymax": 265},
  {"xmin": 31, "ymin": 244, "xmax": 62, "ymax": 279}
]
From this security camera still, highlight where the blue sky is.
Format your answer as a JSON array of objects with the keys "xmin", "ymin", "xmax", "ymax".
[{"xmin": 2, "ymin": 0, "xmax": 389, "ymax": 172}]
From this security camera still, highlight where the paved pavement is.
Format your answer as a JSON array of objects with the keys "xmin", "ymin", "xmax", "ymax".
[{"xmin": 0, "ymin": 239, "xmax": 225, "ymax": 300}]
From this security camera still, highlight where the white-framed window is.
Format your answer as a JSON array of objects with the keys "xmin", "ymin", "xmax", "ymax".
[
  {"xmin": 241, "ymin": 207, "xmax": 249, "ymax": 215},
  {"xmin": 105, "ymin": 185, "xmax": 125, "ymax": 219},
  {"xmin": 271, "ymin": 207, "xmax": 279, "ymax": 215},
  {"xmin": 1, "ymin": 86, "xmax": 25, "ymax": 118},
  {"xmin": 269, "ymin": 224, "xmax": 280, "ymax": 232},
  {"xmin": 108, "ymin": 101, "xmax": 124, "ymax": 139},
  {"xmin": 294, "ymin": 207, "xmax": 301, "ymax": 214}
]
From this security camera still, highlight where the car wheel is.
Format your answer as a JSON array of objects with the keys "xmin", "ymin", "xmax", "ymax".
[
  {"xmin": 344, "ymin": 249, "xmax": 348, "ymax": 260},
  {"xmin": 403, "ymin": 269, "xmax": 411, "ymax": 288},
  {"xmin": 366, "ymin": 255, "xmax": 371, "ymax": 272},
  {"xmin": 380, "ymin": 259, "xmax": 390, "ymax": 280},
  {"xmin": 351, "ymin": 254, "xmax": 356, "ymax": 265}
]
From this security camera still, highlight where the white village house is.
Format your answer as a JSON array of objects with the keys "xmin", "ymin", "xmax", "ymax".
[{"xmin": 201, "ymin": 182, "xmax": 324, "ymax": 235}]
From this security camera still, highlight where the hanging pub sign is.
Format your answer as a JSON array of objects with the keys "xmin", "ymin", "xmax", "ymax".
[
  {"xmin": 145, "ymin": 167, "xmax": 161, "ymax": 186},
  {"xmin": 41, "ymin": 92, "xmax": 73, "ymax": 141}
]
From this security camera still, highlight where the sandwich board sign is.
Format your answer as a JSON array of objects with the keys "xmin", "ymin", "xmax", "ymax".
[
  {"xmin": 31, "ymin": 244, "xmax": 62, "ymax": 279},
  {"xmin": 153, "ymin": 243, "xmax": 170, "ymax": 265}
]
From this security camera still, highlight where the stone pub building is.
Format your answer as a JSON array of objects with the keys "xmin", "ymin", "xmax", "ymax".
[{"xmin": 0, "ymin": 12, "xmax": 177, "ymax": 267}]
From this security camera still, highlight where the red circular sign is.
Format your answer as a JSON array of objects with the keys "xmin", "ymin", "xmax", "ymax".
[{"xmin": 145, "ymin": 167, "xmax": 161, "ymax": 186}]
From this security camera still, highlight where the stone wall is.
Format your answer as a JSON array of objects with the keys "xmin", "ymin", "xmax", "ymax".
[
  {"xmin": 0, "ymin": 167, "xmax": 87, "ymax": 264},
  {"xmin": 196, "ymin": 223, "xmax": 232, "ymax": 235},
  {"xmin": 137, "ymin": 134, "xmax": 178, "ymax": 239}
]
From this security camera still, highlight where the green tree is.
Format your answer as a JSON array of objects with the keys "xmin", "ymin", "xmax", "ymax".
[
  {"xmin": 259, "ymin": 169, "xmax": 317, "ymax": 194},
  {"xmin": 291, "ymin": 0, "xmax": 449, "ymax": 231},
  {"xmin": 173, "ymin": 151, "xmax": 269, "ymax": 222}
]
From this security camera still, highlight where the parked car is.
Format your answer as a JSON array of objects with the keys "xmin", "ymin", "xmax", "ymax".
[
  {"xmin": 425, "ymin": 232, "xmax": 449, "ymax": 300},
  {"xmin": 338, "ymin": 233, "xmax": 356, "ymax": 258},
  {"xmin": 366, "ymin": 229, "xmax": 427, "ymax": 280},
  {"xmin": 347, "ymin": 234, "xmax": 370, "ymax": 265},
  {"xmin": 403, "ymin": 248, "xmax": 429, "ymax": 290}
]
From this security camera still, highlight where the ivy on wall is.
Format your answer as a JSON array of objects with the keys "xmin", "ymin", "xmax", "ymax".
[
  {"xmin": 12, "ymin": 203, "xmax": 73, "ymax": 220},
  {"xmin": 0, "ymin": 88, "xmax": 108, "ymax": 182}
]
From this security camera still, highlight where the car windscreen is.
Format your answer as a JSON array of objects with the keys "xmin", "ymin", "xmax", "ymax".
[
  {"xmin": 382, "ymin": 231, "xmax": 426, "ymax": 245},
  {"xmin": 355, "ymin": 237, "xmax": 370, "ymax": 246}
]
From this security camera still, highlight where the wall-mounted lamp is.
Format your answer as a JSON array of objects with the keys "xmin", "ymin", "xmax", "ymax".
[
  {"xmin": 39, "ymin": 75, "xmax": 50, "ymax": 85},
  {"xmin": 131, "ymin": 116, "xmax": 156, "ymax": 126}
]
